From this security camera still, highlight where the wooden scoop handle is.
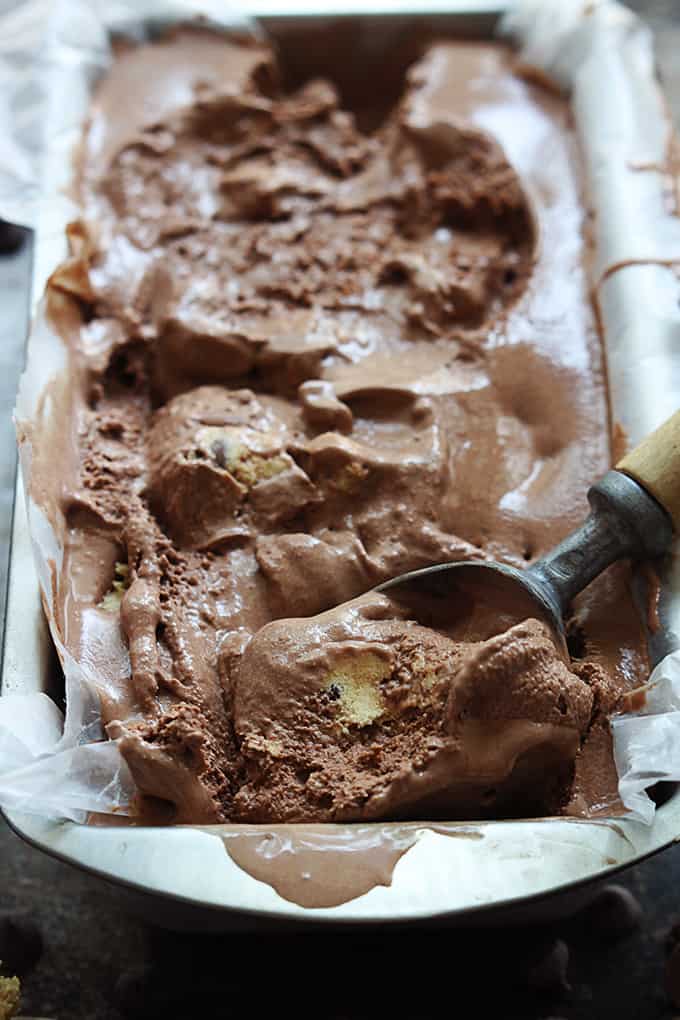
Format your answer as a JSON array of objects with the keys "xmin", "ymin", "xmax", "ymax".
[{"xmin": 617, "ymin": 409, "xmax": 680, "ymax": 531}]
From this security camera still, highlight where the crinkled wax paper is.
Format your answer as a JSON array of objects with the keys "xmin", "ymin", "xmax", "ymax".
[
  {"xmin": 503, "ymin": 0, "xmax": 680, "ymax": 825},
  {"xmin": 1, "ymin": 0, "xmax": 256, "ymax": 821},
  {"xmin": 0, "ymin": 0, "xmax": 679, "ymax": 823}
]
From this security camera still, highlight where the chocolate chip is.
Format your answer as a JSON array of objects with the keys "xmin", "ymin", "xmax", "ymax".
[
  {"xmin": 113, "ymin": 963, "xmax": 181, "ymax": 1018},
  {"xmin": 581, "ymin": 884, "xmax": 642, "ymax": 937},
  {"xmin": 525, "ymin": 938, "xmax": 570, "ymax": 995},
  {"xmin": 211, "ymin": 438, "xmax": 228, "ymax": 468},
  {"xmin": 0, "ymin": 913, "xmax": 43, "ymax": 976}
]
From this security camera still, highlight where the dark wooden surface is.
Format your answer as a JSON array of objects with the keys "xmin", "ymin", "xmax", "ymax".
[{"xmin": 1, "ymin": 2, "xmax": 680, "ymax": 1016}]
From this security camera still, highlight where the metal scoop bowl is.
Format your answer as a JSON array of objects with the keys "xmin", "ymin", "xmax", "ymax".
[{"xmin": 378, "ymin": 411, "xmax": 680, "ymax": 651}]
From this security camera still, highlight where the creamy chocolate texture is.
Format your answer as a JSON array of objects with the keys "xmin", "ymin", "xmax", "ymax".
[
  {"xmin": 231, "ymin": 592, "xmax": 596, "ymax": 822},
  {"xmin": 40, "ymin": 27, "xmax": 648, "ymax": 830}
]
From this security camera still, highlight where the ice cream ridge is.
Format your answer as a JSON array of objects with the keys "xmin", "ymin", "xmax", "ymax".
[{"xmin": 49, "ymin": 25, "xmax": 649, "ymax": 824}]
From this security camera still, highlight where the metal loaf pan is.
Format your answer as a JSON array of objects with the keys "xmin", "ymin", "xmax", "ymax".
[{"xmin": 3, "ymin": 1, "xmax": 680, "ymax": 931}]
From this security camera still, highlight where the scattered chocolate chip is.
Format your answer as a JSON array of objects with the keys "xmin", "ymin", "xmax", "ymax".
[
  {"xmin": 581, "ymin": 884, "xmax": 642, "ymax": 937},
  {"xmin": 113, "ymin": 963, "xmax": 181, "ymax": 1018},
  {"xmin": 211, "ymin": 437, "xmax": 228, "ymax": 468},
  {"xmin": 525, "ymin": 938, "xmax": 570, "ymax": 995},
  {"xmin": 0, "ymin": 914, "xmax": 43, "ymax": 976}
]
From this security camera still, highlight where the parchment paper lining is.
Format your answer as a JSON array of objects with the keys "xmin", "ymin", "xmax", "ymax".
[{"xmin": 1, "ymin": 0, "xmax": 679, "ymax": 827}]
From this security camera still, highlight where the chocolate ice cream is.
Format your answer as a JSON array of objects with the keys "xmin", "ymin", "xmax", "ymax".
[
  {"xmin": 231, "ymin": 592, "xmax": 596, "ymax": 822},
  {"xmin": 39, "ymin": 26, "xmax": 648, "ymax": 825}
]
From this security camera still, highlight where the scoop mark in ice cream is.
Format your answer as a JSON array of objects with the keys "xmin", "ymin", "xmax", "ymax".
[
  {"xmin": 35, "ymin": 27, "xmax": 651, "ymax": 903},
  {"xmin": 230, "ymin": 593, "xmax": 593, "ymax": 822}
]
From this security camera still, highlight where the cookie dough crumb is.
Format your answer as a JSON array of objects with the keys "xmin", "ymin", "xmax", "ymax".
[
  {"xmin": 0, "ymin": 974, "xmax": 20, "ymax": 1020},
  {"xmin": 329, "ymin": 462, "xmax": 370, "ymax": 494},
  {"xmin": 99, "ymin": 561, "xmax": 130, "ymax": 611},
  {"xmin": 325, "ymin": 651, "xmax": 391, "ymax": 727}
]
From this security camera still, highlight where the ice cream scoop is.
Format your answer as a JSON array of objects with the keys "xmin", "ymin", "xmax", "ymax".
[{"xmin": 379, "ymin": 410, "xmax": 680, "ymax": 651}]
